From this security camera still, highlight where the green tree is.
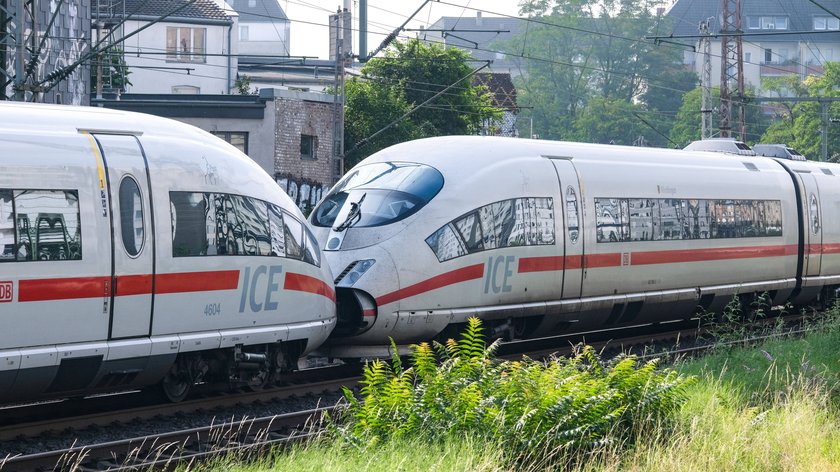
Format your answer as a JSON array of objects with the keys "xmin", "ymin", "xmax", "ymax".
[
  {"xmin": 759, "ymin": 64, "xmax": 840, "ymax": 160},
  {"xmin": 503, "ymin": 0, "xmax": 691, "ymax": 143},
  {"xmin": 344, "ymin": 39, "xmax": 500, "ymax": 167},
  {"xmin": 670, "ymin": 86, "xmax": 769, "ymax": 147},
  {"xmin": 573, "ymin": 97, "xmax": 647, "ymax": 144},
  {"xmin": 90, "ymin": 48, "xmax": 131, "ymax": 92}
]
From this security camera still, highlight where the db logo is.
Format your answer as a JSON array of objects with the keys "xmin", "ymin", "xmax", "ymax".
[{"xmin": 0, "ymin": 281, "xmax": 11, "ymax": 302}]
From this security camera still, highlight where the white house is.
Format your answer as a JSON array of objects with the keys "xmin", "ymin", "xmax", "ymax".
[
  {"xmin": 227, "ymin": 0, "xmax": 290, "ymax": 57},
  {"xmin": 95, "ymin": 0, "xmax": 238, "ymax": 94},
  {"xmin": 666, "ymin": 0, "xmax": 840, "ymax": 93}
]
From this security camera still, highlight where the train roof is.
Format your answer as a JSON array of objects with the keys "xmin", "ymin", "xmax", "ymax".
[
  {"xmin": 360, "ymin": 135, "xmax": 840, "ymax": 175},
  {"xmin": 0, "ymin": 102, "xmax": 211, "ymax": 141}
]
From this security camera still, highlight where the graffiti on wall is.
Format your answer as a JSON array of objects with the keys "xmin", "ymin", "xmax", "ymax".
[
  {"xmin": 3, "ymin": 0, "xmax": 88, "ymax": 103},
  {"xmin": 275, "ymin": 174, "xmax": 326, "ymax": 215}
]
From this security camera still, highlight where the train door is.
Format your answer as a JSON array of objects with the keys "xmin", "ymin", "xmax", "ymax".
[
  {"xmin": 798, "ymin": 172, "xmax": 822, "ymax": 276},
  {"xmin": 547, "ymin": 157, "xmax": 584, "ymax": 299},
  {"xmin": 94, "ymin": 134, "xmax": 154, "ymax": 339}
]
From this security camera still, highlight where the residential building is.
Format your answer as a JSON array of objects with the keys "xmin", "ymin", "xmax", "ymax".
[
  {"xmin": 93, "ymin": 0, "xmax": 238, "ymax": 95},
  {"xmin": 227, "ymin": 0, "xmax": 290, "ymax": 57},
  {"xmin": 1, "ymin": 0, "xmax": 91, "ymax": 104},
  {"xmin": 666, "ymin": 0, "xmax": 840, "ymax": 92},
  {"xmin": 422, "ymin": 12, "xmax": 526, "ymax": 76}
]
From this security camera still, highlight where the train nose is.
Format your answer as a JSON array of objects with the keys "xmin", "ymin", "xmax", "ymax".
[{"xmin": 328, "ymin": 252, "xmax": 395, "ymax": 338}]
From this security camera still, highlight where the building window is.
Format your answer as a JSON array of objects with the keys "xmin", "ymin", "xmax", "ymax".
[
  {"xmin": 166, "ymin": 27, "xmax": 206, "ymax": 63},
  {"xmin": 212, "ymin": 131, "xmax": 249, "ymax": 154},
  {"xmin": 748, "ymin": 16, "xmax": 789, "ymax": 30},
  {"xmin": 172, "ymin": 85, "xmax": 200, "ymax": 94},
  {"xmin": 248, "ymin": 0, "xmax": 256, "ymax": 6},
  {"xmin": 765, "ymin": 48, "xmax": 773, "ymax": 63},
  {"xmin": 814, "ymin": 16, "xmax": 840, "ymax": 30},
  {"xmin": 240, "ymin": 25, "xmax": 249, "ymax": 41},
  {"xmin": 300, "ymin": 134, "xmax": 317, "ymax": 160}
]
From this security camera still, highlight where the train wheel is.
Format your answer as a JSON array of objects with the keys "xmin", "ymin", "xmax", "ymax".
[{"xmin": 160, "ymin": 364, "xmax": 193, "ymax": 402}]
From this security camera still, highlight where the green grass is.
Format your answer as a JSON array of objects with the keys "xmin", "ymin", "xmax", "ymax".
[
  {"xmin": 181, "ymin": 314, "xmax": 840, "ymax": 471},
  {"xmin": 220, "ymin": 435, "xmax": 509, "ymax": 472},
  {"xmin": 578, "ymin": 316, "xmax": 840, "ymax": 471}
]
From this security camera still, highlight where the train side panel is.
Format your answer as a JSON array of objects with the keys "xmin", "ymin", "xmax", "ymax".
[
  {"xmin": 139, "ymin": 134, "xmax": 335, "ymax": 353},
  {"xmin": 574, "ymin": 152, "xmax": 799, "ymax": 313}
]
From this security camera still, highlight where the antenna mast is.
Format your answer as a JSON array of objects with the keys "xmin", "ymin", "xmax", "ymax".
[{"xmin": 719, "ymin": 0, "xmax": 746, "ymax": 140}]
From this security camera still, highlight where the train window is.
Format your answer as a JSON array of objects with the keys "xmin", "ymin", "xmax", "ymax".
[
  {"xmin": 809, "ymin": 194, "xmax": 820, "ymax": 234},
  {"xmin": 595, "ymin": 198, "xmax": 629, "ymax": 243},
  {"xmin": 530, "ymin": 198, "xmax": 556, "ymax": 245},
  {"xmin": 657, "ymin": 199, "xmax": 684, "ymax": 240},
  {"xmin": 713, "ymin": 200, "xmax": 737, "ymax": 238},
  {"xmin": 303, "ymin": 226, "xmax": 321, "ymax": 266},
  {"xmin": 0, "ymin": 191, "xmax": 14, "ymax": 261},
  {"xmin": 490, "ymin": 199, "xmax": 516, "ymax": 247},
  {"xmin": 426, "ymin": 224, "xmax": 467, "ymax": 262},
  {"xmin": 233, "ymin": 196, "xmax": 271, "ymax": 256},
  {"xmin": 312, "ymin": 162, "xmax": 444, "ymax": 228},
  {"xmin": 426, "ymin": 197, "xmax": 555, "ymax": 262},
  {"xmin": 283, "ymin": 213, "xmax": 304, "ymax": 260},
  {"xmin": 119, "ymin": 177, "xmax": 145, "ymax": 257},
  {"xmin": 628, "ymin": 198, "xmax": 655, "ymax": 241},
  {"xmin": 565, "ymin": 188, "xmax": 579, "ymax": 244},
  {"xmin": 597, "ymin": 197, "xmax": 782, "ymax": 243},
  {"xmin": 685, "ymin": 199, "xmax": 712, "ymax": 239},
  {"xmin": 454, "ymin": 212, "xmax": 484, "ymax": 252},
  {"xmin": 477, "ymin": 205, "xmax": 498, "ymax": 249},
  {"xmin": 13, "ymin": 190, "xmax": 82, "ymax": 261},
  {"xmin": 269, "ymin": 206, "xmax": 286, "ymax": 257},
  {"xmin": 171, "ymin": 192, "xmax": 209, "ymax": 256}
]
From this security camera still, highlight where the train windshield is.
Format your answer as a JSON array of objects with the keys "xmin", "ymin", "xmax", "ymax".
[{"xmin": 312, "ymin": 162, "xmax": 444, "ymax": 228}]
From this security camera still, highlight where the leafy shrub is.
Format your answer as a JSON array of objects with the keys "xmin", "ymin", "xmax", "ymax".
[{"xmin": 332, "ymin": 318, "xmax": 695, "ymax": 466}]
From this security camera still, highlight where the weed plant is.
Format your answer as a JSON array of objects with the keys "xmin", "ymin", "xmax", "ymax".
[{"xmin": 332, "ymin": 318, "xmax": 695, "ymax": 468}]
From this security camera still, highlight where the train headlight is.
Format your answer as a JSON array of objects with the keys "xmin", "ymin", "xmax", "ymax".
[{"xmin": 335, "ymin": 259, "xmax": 376, "ymax": 287}]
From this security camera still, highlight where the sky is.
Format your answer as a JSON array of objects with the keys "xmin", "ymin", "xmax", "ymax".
[{"xmin": 278, "ymin": 0, "xmax": 524, "ymax": 59}]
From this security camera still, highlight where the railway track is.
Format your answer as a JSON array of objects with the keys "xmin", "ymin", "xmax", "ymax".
[
  {"xmin": 0, "ymin": 311, "xmax": 813, "ymax": 471},
  {"xmin": 1, "ymin": 406, "xmax": 335, "ymax": 472}
]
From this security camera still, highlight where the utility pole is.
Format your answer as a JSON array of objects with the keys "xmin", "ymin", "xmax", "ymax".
[
  {"xmin": 358, "ymin": 0, "xmax": 366, "ymax": 63},
  {"xmin": 699, "ymin": 17, "xmax": 713, "ymax": 139},
  {"xmin": 719, "ymin": 0, "xmax": 746, "ymax": 140},
  {"xmin": 331, "ymin": 5, "xmax": 348, "ymax": 183}
]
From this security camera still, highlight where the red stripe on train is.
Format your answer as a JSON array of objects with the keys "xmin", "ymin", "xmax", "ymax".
[
  {"xmin": 284, "ymin": 272, "xmax": 336, "ymax": 302},
  {"xmin": 811, "ymin": 243, "xmax": 840, "ymax": 255},
  {"xmin": 18, "ymin": 276, "xmax": 110, "ymax": 302},
  {"xmin": 116, "ymin": 274, "xmax": 154, "ymax": 296},
  {"xmin": 518, "ymin": 244, "xmax": 799, "ymax": 273},
  {"xmin": 631, "ymin": 244, "xmax": 798, "ymax": 265},
  {"xmin": 155, "ymin": 270, "xmax": 240, "ymax": 294},
  {"xmin": 375, "ymin": 263, "xmax": 484, "ymax": 306}
]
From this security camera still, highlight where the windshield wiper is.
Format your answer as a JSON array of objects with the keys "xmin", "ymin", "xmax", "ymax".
[{"xmin": 333, "ymin": 193, "xmax": 366, "ymax": 232}]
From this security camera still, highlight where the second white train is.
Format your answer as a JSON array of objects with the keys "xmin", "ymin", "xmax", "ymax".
[{"xmin": 309, "ymin": 136, "xmax": 838, "ymax": 357}]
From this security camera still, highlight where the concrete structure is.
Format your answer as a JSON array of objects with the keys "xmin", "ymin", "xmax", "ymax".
[
  {"xmin": 94, "ymin": 88, "xmax": 335, "ymax": 213},
  {"xmin": 1, "ymin": 0, "xmax": 90, "ymax": 104},
  {"xmin": 227, "ymin": 0, "xmax": 289, "ymax": 57},
  {"xmin": 93, "ymin": 0, "xmax": 237, "ymax": 95},
  {"xmin": 666, "ymin": 0, "xmax": 840, "ymax": 92}
]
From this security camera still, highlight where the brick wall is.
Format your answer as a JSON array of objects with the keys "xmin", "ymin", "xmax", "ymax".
[{"xmin": 273, "ymin": 93, "xmax": 335, "ymax": 213}]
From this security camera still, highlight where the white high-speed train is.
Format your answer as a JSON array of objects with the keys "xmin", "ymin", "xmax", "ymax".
[
  {"xmin": 0, "ymin": 103, "xmax": 335, "ymax": 403},
  {"xmin": 310, "ymin": 136, "xmax": 839, "ymax": 358}
]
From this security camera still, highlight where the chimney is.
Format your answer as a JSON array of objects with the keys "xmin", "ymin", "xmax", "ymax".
[{"xmin": 476, "ymin": 11, "xmax": 482, "ymax": 26}]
